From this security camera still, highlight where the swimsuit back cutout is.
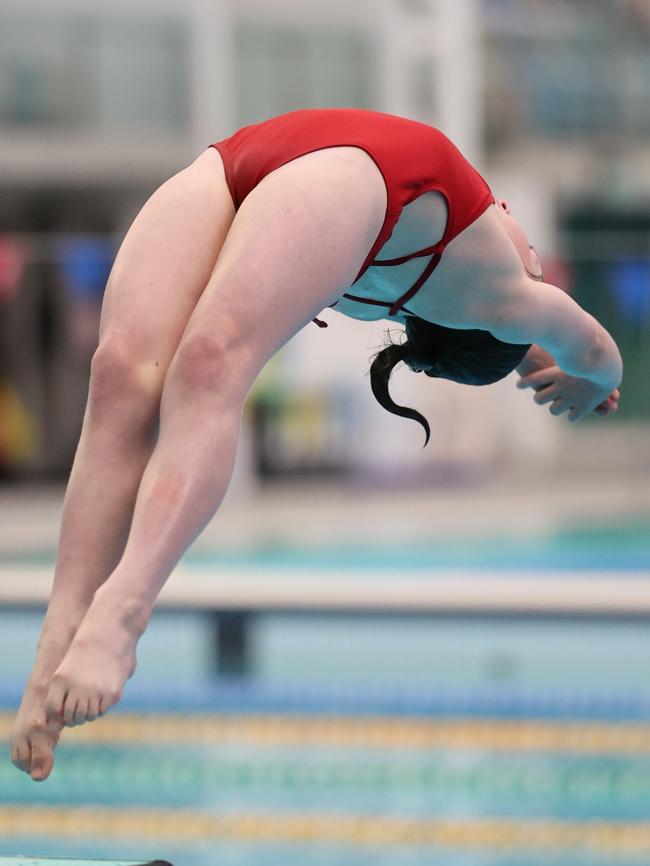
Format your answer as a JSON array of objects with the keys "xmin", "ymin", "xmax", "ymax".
[{"xmin": 210, "ymin": 108, "xmax": 494, "ymax": 321}]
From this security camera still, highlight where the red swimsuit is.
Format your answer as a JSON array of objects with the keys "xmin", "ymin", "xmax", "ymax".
[{"xmin": 210, "ymin": 108, "xmax": 495, "ymax": 320}]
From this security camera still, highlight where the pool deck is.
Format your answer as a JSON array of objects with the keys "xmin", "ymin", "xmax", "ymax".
[{"xmin": 0, "ymin": 463, "xmax": 648, "ymax": 556}]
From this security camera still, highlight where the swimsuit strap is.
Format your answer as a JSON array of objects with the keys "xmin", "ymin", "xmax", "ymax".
[
  {"xmin": 387, "ymin": 250, "xmax": 442, "ymax": 316},
  {"xmin": 314, "ymin": 246, "xmax": 443, "ymax": 326},
  {"xmin": 338, "ymin": 294, "xmax": 417, "ymax": 316},
  {"xmin": 312, "ymin": 293, "xmax": 417, "ymax": 327},
  {"xmin": 314, "ymin": 233, "xmax": 447, "ymax": 326},
  {"xmin": 372, "ymin": 244, "xmax": 439, "ymax": 266}
]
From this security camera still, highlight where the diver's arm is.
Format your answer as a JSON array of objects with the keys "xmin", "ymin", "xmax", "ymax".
[
  {"xmin": 477, "ymin": 277, "xmax": 623, "ymax": 390},
  {"xmin": 514, "ymin": 340, "xmax": 620, "ymax": 417}
]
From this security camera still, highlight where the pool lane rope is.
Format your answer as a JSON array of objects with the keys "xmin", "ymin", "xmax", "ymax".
[
  {"xmin": 2, "ymin": 712, "xmax": 650, "ymax": 753},
  {"xmin": 2, "ymin": 806, "xmax": 650, "ymax": 853}
]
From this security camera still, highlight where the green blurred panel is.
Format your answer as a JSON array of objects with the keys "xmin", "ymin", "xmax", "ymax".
[{"xmin": 563, "ymin": 206, "xmax": 650, "ymax": 419}]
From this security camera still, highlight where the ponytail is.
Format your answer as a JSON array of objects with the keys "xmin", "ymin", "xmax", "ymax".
[
  {"xmin": 368, "ymin": 316, "xmax": 531, "ymax": 447},
  {"xmin": 369, "ymin": 339, "xmax": 431, "ymax": 447}
]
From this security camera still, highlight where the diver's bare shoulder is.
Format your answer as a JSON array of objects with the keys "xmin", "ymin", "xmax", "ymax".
[
  {"xmin": 409, "ymin": 204, "xmax": 620, "ymax": 388},
  {"xmin": 407, "ymin": 203, "xmax": 527, "ymax": 327}
]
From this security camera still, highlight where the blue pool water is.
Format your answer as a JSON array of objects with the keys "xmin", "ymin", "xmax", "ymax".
[
  {"xmin": 1, "ymin": 519, "xmax": 650, "ymax": 866},
  {"xmin": 2, "ymin": 517, "xmax": 650, "ymax": 572}
]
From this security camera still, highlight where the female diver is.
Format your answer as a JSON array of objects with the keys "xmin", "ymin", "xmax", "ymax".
[{"xmin": 10, "ymin": 108, "xmax": 622, "ymax": 781}]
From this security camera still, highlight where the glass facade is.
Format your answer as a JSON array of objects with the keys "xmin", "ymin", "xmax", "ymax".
[
  {"xmin": 483, "ymin": 0, "xmax": 650, "ymax": 147},
  {"xmin": 2, "ymin": 3, "xmax": 647, "ymax": 144},
  {"xmin": 0, "ymin": 11, "xmax": 190, "ymax": 133},
  {"xmin": 233, "ymin": 24, "xmax": 373, "ymax": 127}
]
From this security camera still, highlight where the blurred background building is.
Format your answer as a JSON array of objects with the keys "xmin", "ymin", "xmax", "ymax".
[{"xmin": 0, "ymin": 0, "xmax": 648, "ymax": 483}]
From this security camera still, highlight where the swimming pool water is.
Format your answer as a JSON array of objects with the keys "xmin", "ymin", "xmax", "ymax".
[{"xmin": 1, "ymin": 519, "xmax": 649, "ymax": 866}]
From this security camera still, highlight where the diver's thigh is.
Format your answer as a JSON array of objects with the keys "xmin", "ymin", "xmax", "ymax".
[
  {"xmin": 175, "ymin": 146, "xmax": 387, "ymax": 382},
  {"xmin": 99, "ymin": 148, "xmax": 235, "ymax": 364}
]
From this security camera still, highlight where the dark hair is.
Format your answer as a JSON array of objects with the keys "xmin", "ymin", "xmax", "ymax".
[{"xmin": 369, "ymin": 316, "xmax": 531, "ymax": 446}]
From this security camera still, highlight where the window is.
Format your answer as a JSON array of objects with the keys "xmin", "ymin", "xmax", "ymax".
[
  {"xmin": 234, "ymin": 24, "xmax": 373, "ymax": 127},
  {"xmin": 0, "ymin": 11, "xmax": 190, "ymax": 134}
]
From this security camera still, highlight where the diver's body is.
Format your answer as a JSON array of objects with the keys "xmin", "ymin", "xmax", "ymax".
[{"xmin": 10, "ymin": 109, "xmax": 622, "ymax": 782}]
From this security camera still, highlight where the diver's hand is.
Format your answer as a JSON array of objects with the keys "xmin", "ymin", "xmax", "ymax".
[
  {"xmin": 517, "ymin": 365, "xmax": 620, "ymax": 422},
  {"xmin": 515, "ymin": 343, "xmax": 557, "ymax": 378}
]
